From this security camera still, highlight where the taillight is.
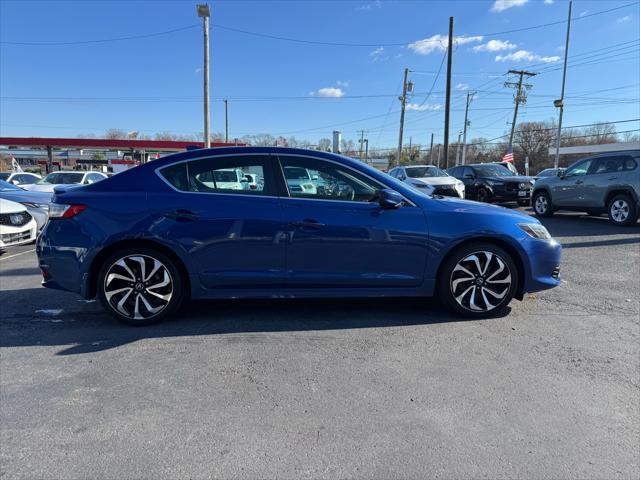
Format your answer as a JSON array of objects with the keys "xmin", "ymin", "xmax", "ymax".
[{"xmin": 48, "ymin": 203, "xmax": 87, "ymax": 220}]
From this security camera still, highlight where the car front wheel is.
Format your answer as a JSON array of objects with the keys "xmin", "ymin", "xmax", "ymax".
[
  {"xmin": 97, "ymin": 248, "xmax": 184, "ymax": 325},
  {"xmin": 476, "ymin": 187, "xmax": 490, "ymax": 203},
  {"xmin": 608, "ymin": 194, "xmax": 637, "ymax": 226},
  {"xmin": 438, "ymin": 243, "xmax": 518, "ymax": 318},
  {"xmin": 533, "ymin": 191, "xmax": 554, "ymax": 217}
]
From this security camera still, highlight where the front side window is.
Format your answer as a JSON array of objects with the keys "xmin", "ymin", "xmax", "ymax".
[
  {"xmin": 462, "ymin": 167, "xmax": 475, "ymax": 178},
  {"xmin": 279, "ymin": 156, "xmax": 383, "ymax": 202},
  {"xmin": 564, "ymin": 159, "xmax": 593, "ymax": 177},
  {"xmin": 159, "ymin": 155, "xmax": 273, "ymax": 195}
]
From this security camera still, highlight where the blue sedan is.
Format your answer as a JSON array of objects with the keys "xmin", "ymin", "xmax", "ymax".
[{"xmin": 36, "ymin": 147, "xmax": 561, "ymax": 325}]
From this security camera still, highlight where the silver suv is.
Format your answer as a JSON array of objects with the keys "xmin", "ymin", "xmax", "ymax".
[{"xmin": 532, "ymin": 151, "xmax": 640, "ymax": 226}]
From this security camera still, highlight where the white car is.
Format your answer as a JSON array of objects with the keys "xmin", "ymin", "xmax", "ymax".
[
  {"xmin": 23, "ymin": 171, "xmax": 107, "ymax": 193},
  {"xmin": 0, "ymin": 172, "xmax": 42, "ymax": 186},
  {"xmin": 194, "ymin": 168, "xmax": 250, "ymax": 190},
  {"xmin": 0, "ymin": 198, "xmax": 38, "ymax": 249},
  {"xmin": 388, "ymin": 165, "xmax": 465, "ymax": 198},
  {"xmin": 284, "ymin": 166, "xmax": 318, "ymax": 195}
]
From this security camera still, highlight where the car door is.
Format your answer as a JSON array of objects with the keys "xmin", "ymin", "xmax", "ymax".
[
  {"xmin": 552, "ymin": 158, "xmax": 594, "ymax": 207},
  {"xmin": 460, "ymin": 167, "xmax": 477, "ymax": 198},
  {"xmin": 276, "ymin": 154, "xmax": 429, "ymax": 288},
  {"xmin": 584, "ymin": 156, "xmax": 627, "ymax": 208},
  {"xmin": 155, "ymin": 154, "xmax": 285, "ymax": 289}
]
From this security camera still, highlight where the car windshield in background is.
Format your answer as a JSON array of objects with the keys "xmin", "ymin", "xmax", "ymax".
[
  {"xmin": 37, "ymin": 172, "xmax": 84, "ymax": 185},
  {"xmin": 406, "ymin": 166, "xmax": 448, "ymax": 178},
  {"xmin": 0, "ymin": 179, "xmax": 23, "ymax": 191},
  {"xmin": 284, "ymin": 167, "xmax": 310, "ymax": 180},
  {"xmin": 475, "ymin": 165, "xmax": 512, "ymax": 177}
]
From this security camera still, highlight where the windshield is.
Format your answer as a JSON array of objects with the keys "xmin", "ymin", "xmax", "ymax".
[
  {"xmin": 474, "ymin": 164, "xmax": 512, "ymax": 177},
  {"xmin": 37, "ymin": 172, "xmax": 85, "ymax": 185},
  {"xmin": 406, "ymin": 166, "xmax": 448, "ymax": 178},
  {"xmin": 0, "ymin": 179, "xmax": 22, "ymax": 191},
  {"xmin": 284, "ymin": 167, "xmax": 311, "ymax": 180}
]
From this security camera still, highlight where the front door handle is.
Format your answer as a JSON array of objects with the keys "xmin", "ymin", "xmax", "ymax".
[
  {"xmin": 608, "ymin": 176, "xmax": 617, "ymax": 180},
  {"xmin": 289, "ymin": 219, "xmax": 325, "ymax": 230},
  {"xmin": 164, "ymin": 209, "xmax": 199, "ymax": 222}
]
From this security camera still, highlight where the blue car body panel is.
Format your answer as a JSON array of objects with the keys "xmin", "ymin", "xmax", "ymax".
[{"xmin": 36, "ymin": 147, "xmax": 561, "ymax": 301}]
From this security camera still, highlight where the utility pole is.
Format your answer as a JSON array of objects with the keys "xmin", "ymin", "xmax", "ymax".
[
  {"xmin": 224, "ymin": 98, "xmax": 229, "ymax": 143},
  {"xmin": 455, "ymin": 132, "xmax": 462, "ymax": 165},
  {"xmin": 436, "ymin": 144, "xmax": 442, "ymax": 168},
  {"xmin": 359, "ymin": 130, "xmax": 365, "ymax": 161},
  {"xmin": 554, "ymin": 0, "xmax": 572, "ymax": 169},
  {"xmin": 461, "ymin": 91, "xmax": 475, "ymax": 165},
  {"xmin": 443, "ymin": 16, "xmax": 454, "ymax": 168},
  {"xmin": 364, "ymin": 139, "xmax": 369, "ymax": 163},
  {"xmin": 396, "ymin": 67, "xmax": 410, "ymax": 167},
  {"xmin": 505, "ymin": 69, "xmax": 536, "ymax": 150},
  {"xmin": 197, "ymin": 4, "xmax": 211, "ymax": 148},
  {"xmin": 408, "ymin": 136, "xmax": 412, "ymax": 161},
  {"xmin": 429, "ymin": 132, "xmax": 434, "ymax": 164}
]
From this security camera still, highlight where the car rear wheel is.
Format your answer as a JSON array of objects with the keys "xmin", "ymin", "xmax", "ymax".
[
  {"xmin": 533, "ymin": 191, "xmax": 554, "ymax": 217},
  {"xmin": 438, "ymin": 243, "xmax": 518, "ymax": 318},
  {"xmin": 97, "ymin": 248, "xmax": 184, "ymax": 325},
  {"xmin": 608, "ymin": 194, "xmax": 637, "ymax": 226},
  {"xmin": 476, "ymin": 187, "xmax": 490, "ymax": 203}
]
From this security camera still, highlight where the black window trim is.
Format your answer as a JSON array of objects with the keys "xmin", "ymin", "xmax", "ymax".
[
  {"xmin": 274, "ymin": 153, "xmax": 416, "ymax": 206},
  {"xmin": 155, "ymin": 152, "xmax": 279, "ymax": 198}
]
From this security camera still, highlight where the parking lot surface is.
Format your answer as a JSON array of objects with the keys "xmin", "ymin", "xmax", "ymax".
[{"xmin": 1, "ymin": 209, "xmax": 639, "ymax": 479}]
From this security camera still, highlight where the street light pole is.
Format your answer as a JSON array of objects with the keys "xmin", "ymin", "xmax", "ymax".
[
  {"xmin": 197, "ymin": 4, "xmax": 211, "ymax": 148},
  {"xmin": 461, "ymin": 91, "xmax": 474, "ymax": 165},
  {"xmin": 224, "ymin": 98, "xmax": 229, "ymax": 143},
  {"xmin": 554, "ymin": 0, "xmax": 572, "ymax": 169}
]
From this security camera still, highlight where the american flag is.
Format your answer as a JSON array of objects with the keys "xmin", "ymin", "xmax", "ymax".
[{"xmin": 502, "ymin": 148, "xmax": 514, "ymax": 163}]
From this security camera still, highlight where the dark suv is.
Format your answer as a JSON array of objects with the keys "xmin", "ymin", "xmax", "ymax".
[
  {"xmin": 532, "ymin": 151, "xmax": 640, "ymax": 226},
  {"xmin": 447, "ymin": 163, "xmax": 534, "ymax": 206}
]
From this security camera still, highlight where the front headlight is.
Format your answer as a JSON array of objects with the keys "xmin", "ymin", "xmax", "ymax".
[{"xmin": 518, "ymin": 223, "xmax": 552, "ymax": 241}]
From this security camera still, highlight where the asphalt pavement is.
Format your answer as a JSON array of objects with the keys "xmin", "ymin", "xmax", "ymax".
[{"xmin": 1, "ymin": 209, "xmax": 639, "ymax": 479}]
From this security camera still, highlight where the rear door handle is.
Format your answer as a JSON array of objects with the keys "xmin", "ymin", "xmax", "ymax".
[
  {"xmin": 575, "ymin": 180, "xmax": 584, "ymax": 184},
  {"xmin": 608, "ymin": 176, "xmax": 617, "ymax": 180},
  {"xmin": 164, "ymin": 209, "xmax": 199, "ymax": 222},
  {"xmin": 289, "ymin": 219, "xmax": 325, "ymax": 229}
]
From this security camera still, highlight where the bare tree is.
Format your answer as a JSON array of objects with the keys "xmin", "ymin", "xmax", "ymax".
[
  {"xmin": 583, "ymin": 122, "xmax": 617, "ymax": 144},
  {"xmin": 317, "ymin": 138, "xmax": 332, "ymax": 151},
  {"xmin": 514, "ymin": 121, "xmax": 555, "ymax": 173},
  {"xmin": 105, "ymin": 128, "xmax": 127, "ymax": 139}
]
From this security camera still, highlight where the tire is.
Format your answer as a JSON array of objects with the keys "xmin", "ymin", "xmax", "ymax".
[
  {"xmin": 97, "ymin": 247, "xmax": 184, "ymax": 326},
  {"xmin": 607, "ymin": 194, "xmax": 637, "ymax": 226},
  {"xmin": 533, "ymin": 191, "xmax": 554, "ymax": 217},
  {"xmin": 476, "ymin": 187, "xmax": 490, "ymax": 203},
  {"xmin": 438, "ymin": 242, "xmax": 519, "ymax": 318},
  {"xmin": 518, "ymin": 199, "xmax": 530, "ymax": 207}
]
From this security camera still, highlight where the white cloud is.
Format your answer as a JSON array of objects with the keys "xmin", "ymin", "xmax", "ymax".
[
  {"xmin": 495, "ymin": 50, "xmax": 560, "ymax": 63},
  {"xmin": 579, "ymin": 11, "xmax": 589, "ymax": 17},
  {"xmin": 617, "ymin": 15, "xmax": 631, "ymax": 23},
  {"xmin": 369, "ymin": 46, "xmax": 389, "ymax": 62},
  {"xmin": 491, "ymin": 0, "xmax": 528, "ymax": 13},
  {"xmin": 195, "ymin": 67, "xmax": 202, "ymax": 73},
  {"xmin": 336, "ymin": 80, "xmax": 349, "ymax": 87},
  {"xmin": 544, "ymin": 0, "xmax": 553, "ymax": 4},
  {"xmin": 456, "ymin": 83, "xmax": 470, "ymax": 91},
  {"xmin": 357, "ymin": 0, "xmax": 382, "ymax": 11},
  {"xmin": 369, "ymin": 47, "xmax": 384, "ymax": 57},
  {"xmin": 315, "ymin": 87, "xmax": 345, "ymax": 97},
  {"xmin": 408, "ymin": 34, "xmax": 483, "ymax": 55},
  {"xmin": 406, "ymin": 103, "xmax": 441, "ymax": 112},
  {"xmin": 472, "ymin": 39, "xmax": 517, "ymax": 52}
]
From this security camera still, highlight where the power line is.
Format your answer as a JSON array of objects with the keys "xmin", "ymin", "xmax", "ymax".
[{"xmin": 0, "ymin": 24, "xmax": 199, "ymax": 46}]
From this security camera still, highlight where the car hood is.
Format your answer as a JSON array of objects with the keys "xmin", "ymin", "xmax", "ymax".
[
  {"xmin": 0, "ymin": 190, "xmax": 52, "ymax": 204},
  {"xmin": 0, "ymin": 197, "xmax": 28, "ymax": 214},
  {"xmin": 410, "ymin": 177, "xmax": 458, "ymax": 186},
  {"xmin": 429, "ymin": 195, "xmax": 534, "ymax": 222}
]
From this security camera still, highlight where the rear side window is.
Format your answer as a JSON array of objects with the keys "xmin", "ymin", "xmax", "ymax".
[
  {"xmin": 159, "ymin": 155, "xmax": 273, "ymax": 195},
  {"xmin": 593, "ymin": 156, "xmax": 627, "ymax": 174}
]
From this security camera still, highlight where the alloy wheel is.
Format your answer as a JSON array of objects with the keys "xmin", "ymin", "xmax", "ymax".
[
  {"xmin": 610, "ymin": 199, "xmax": 630, "ymax": 223},
  {"xmin": 450, "ymin": 251, "xmax": 512, "ymax": 312},
  {"xmin": 534, "ymin": 195, "xmax": 548, "ymax": 214},
  {"xmin": 103, "ymin": 255, "xmax": 173, "ymax": 320}
]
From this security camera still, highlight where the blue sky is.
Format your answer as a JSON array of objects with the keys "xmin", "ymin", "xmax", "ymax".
[{"xmin": 1, "ymin": 0, "xmax": 638, "ymax": 149}]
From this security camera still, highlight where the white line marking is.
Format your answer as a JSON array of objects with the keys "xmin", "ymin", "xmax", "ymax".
[{"xmin": 0, "ymin": 248, "xmax": 36, "ymax": 261}]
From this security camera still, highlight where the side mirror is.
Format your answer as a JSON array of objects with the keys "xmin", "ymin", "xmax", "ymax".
[{"xmin": 378, "ymin": 188, "xmax": 404, "ymax": 209}]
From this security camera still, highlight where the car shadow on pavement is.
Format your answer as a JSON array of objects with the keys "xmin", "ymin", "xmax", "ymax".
[
  {"xmin": 0, "ymin": 288, "xmax": 508, "ymax": 355},
  {"xmin": 537, "ymin": 214, "xmax": 640, "ymax": 237}
]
